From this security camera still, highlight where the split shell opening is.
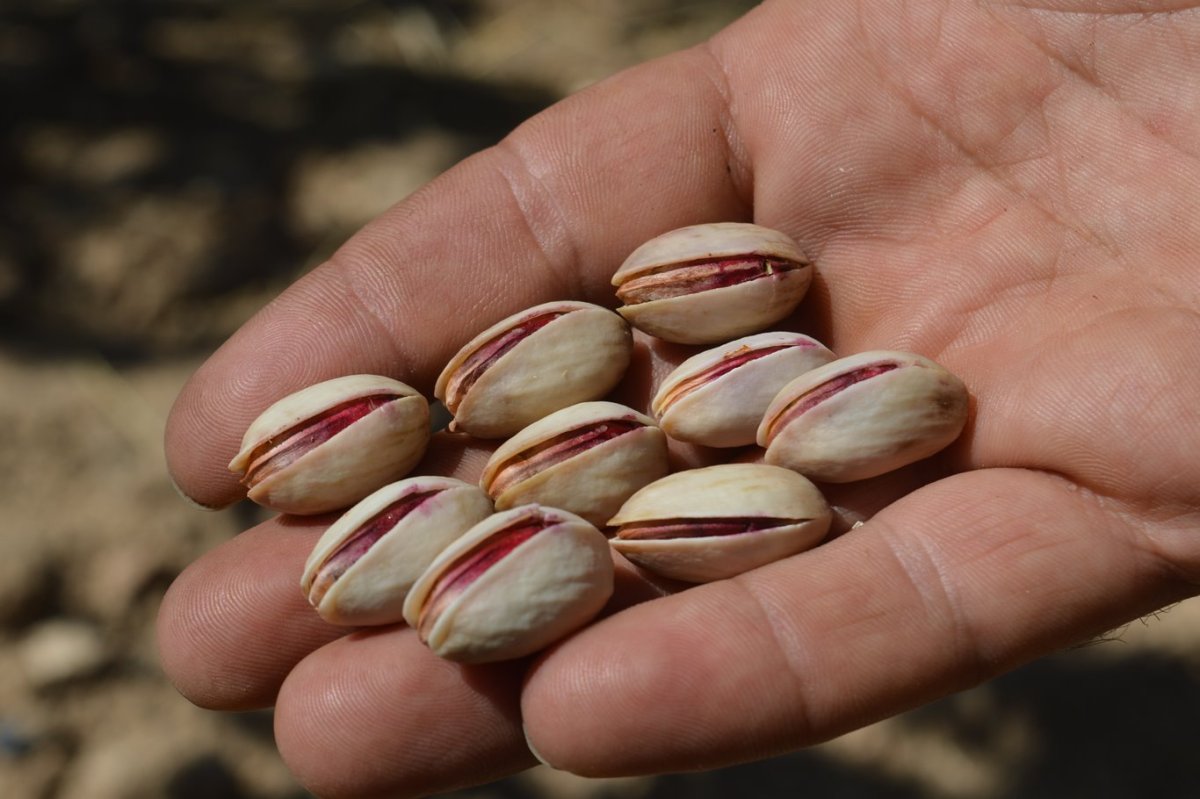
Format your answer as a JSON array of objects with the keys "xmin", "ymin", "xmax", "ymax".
[{"xmin": 229, "ymin": 374, "xmax": 431, "ymax": 515}]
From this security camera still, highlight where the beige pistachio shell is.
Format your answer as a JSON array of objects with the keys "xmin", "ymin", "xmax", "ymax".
[
  {"xmin": 612, "ymin": 223, "xmax": 813, "ymax": 344},
  {"xmin": 228, "ymin": 374, "xmax": 431, "ymax": 515},
  {"xmin": 300, "ymin": 477, "xmax": 493, "ymax": 626},
  {"xmin": 403, "ymin": 505, "xmax": 613, "ymax": 663},
  {"xmin": 652, "ymin": 332, "xmax": 836, "ymax": 447},
  {"xmin": 434, "ymin": 301, "xmax": 632, "ymax": 438},
  {"xmin": 609, "ymin": 464, "xmax": 830, "ymax": 583},
  {"xmin": 480, "ymin": 401, "xmax": 669, "ymax": 527},
  {"xmin": 758, "ymin": 351, "xmax": 968, "ymax": 482}
]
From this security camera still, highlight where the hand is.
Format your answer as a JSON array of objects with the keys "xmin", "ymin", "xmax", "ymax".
[{"xmin": 158, "ymin": 1, "xmax": 1200, "ymax": 796}]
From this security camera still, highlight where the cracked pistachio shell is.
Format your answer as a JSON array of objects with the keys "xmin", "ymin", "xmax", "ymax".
[
  {"xmin": 612, "ymin": 223, "xmax": 813, "ymax": 344},
  {"xmin": 229, "ymin": 374, "xmax": 431, "ymax": 515},
  {"xmin": 480, "ymin": 401, "xmax": 669, "ymax": 527},
  {"xmin": 758, "ymin": 351, "xmax": 969, "ymax": 482},
  {"xmin": 609, "ymin": 464, "xmax": 830, "ymax": 583},
  {"xmin": 434, "ymin": 301, "xmax": 632, "ymax": 439},
  {"xmin": 403, "ymin": 505, "xmax": 613, "ymax": 664},
  {"xmin": 301, "ymin": 477, "xmax": 493, "ymax": 626},
  {"xmin": 652, "ymin": 332, "xmax": 836, "ymax": 447}
]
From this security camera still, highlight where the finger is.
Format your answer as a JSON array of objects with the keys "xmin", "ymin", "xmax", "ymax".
[
  {"xmin": 166, "ymin": 45, "xmax": 751, "ymax": 510},
  {"xmin": 275, "ymin": 630, "xmax": 534, "ymax": 799},
  {"xmin": 521, "ymin": 467, "xmax": 1192, "ymax": 776},
  {"xmin": 269, "ymin": 549, "xmax": 678, "ymax": 799},
  {"xmin": 157, "ymin": 518, "xmax": 342, "ymax": 710},
  {"xmin": 156, "ymin": 501, "xmax": 669, "ymax": 714}
]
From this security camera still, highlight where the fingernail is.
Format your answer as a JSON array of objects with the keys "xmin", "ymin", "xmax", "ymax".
[
  {"xmin": 168, "ymin": 472, "xmax": 228, "ymax": 512},
  {"xmin": 523, "ymin": 724, "xmax": 552, "ymax": 768}
]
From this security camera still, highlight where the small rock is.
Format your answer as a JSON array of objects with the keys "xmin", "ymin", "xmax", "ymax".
[
  {"xmin": 68, "ymin": 544, "xmax": 165, "ymax": 623},
  {"xmin": 58, "ymin": 728, "xmax": 248, "ymax": 799},
  {"xmin": 17, "ymin": 619, "xmax": 110, "ymax": 688}
]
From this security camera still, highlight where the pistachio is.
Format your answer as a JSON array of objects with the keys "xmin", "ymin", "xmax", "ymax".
[
  {"xmin": 434, "ymin": 301, "xmax": 632, "ymax": 438},
  {"xmin": 480, "ymin": 401, "xmax": 669, "ymax": 527},
  {"xmin": 301, "ymin": 477, "xmax": 493, "ymax": 626},
  {"xmin": 652, "ymin": 332, "xmax": 836, "ymax": 447},
  {"xmin": 609, "ymin": 464, "xmax": 830, "ymax": 583},
  {"xmin": 229, "ymin": 375, "xmax": 431, "ymax": 514},
  {"xmin": 612, "ymin": 222, "xmax": 813, "ymax": 344},
  {"xmin": 758, "ymin": 351, "xmax": 968, "ymax": 482},
  {"xmin": 403, "ymin": 505, "xmax": 613, "ymax": 663}
]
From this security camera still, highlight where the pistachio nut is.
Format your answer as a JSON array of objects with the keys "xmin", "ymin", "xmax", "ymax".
[
  {"xmin": 652, "ymin": 332, "xmax": 836, "ymax": 447},
  {"xmin": 403, "ymin": 504, "xmax": 613, "ymax": 663},
  {"xmin": 229, "ymin": 375, "xmax": 431, "ymax": 515},
  {"xmin": 609, "ymin": 463, "xmax": 830, "ymax": 583},
  {"xmin": 480, "ymin": 401, "xmax": 669, "ymax": 527},
  {"xmin": 301, "ymin": 477, "xmax": 493, "ymax": 626},
  {"xmin": 612, "ymin": 222, "xmax": 813, "ymax": 344},
  {"xmin": 758, "ymin": 351, "xmax": 968, "ymax": 482},
  {"xmin": 435, "ymin": 301, "xmax": 632, "ymax": 438}
]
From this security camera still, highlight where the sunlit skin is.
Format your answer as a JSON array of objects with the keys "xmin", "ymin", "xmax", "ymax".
[{"xmin": 158, "ymin": 2, "xmax": 1200, "ymax": 797}]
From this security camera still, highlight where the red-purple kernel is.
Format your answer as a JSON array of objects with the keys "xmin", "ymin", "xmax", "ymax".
[
  {"xmin": 765, "ymin": 362, "xmax": 900, "ymax": 442},
  {"xmin": 243, "ymin": 393, "xmax": 399, "ymax": 485},
  {"xmin": 448, "ymin": 312, "xmax": 564, "ymax": 406},
  {"xmin": 616, "ymin": 517, "xmax": 795, "ymax": 541},
  {"xmin": 487, "ymin": 418, "xmax": 644, "ymax": 495},
  {"xmin": 617, "ymin": 256, "xmax": 801, "ymax": 304},
  {"xmin": 307, "ymin": 489, "xmax": 441, "ymax": 604},
  {"xmin": 418, "ymin": 513, "xmax": 550, "ymax": 635}
]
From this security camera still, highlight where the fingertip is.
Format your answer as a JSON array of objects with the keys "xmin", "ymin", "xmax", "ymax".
[
  {"xmin": 167, "ymin": 467, "xmax": 231, "ymax": 512},
  {"xmin": 164, "ymin": 362, "xmax": 252, "ymax": 509},
  {"xmin": 275, "ymin": 631, "xmax": 534, "ymax": 799},
  {"xmin": 155, "ymin": 521, "xmax": 343, "ymax": 710},
  {"xmin": 522, "ymin": 583, "xmax": 783, "ymax": 777}
]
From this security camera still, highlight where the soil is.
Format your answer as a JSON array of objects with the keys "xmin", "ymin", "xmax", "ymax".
[{"xmin": 2, "ymin": 2, "xmax": 1198, "ymax": 798}]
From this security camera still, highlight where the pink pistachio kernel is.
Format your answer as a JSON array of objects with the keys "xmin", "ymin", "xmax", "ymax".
[
  {"xmin": 488, "ymin": 418, "xmax": 644, "ymax": 496},
  {"xmin": 617, "ymin": 517, "xmax": 795, "ymax": 541},
  {"xmin": 447, "ymin": 312, "xmax": 565, "ymax": 407},
  {"xmin": 765, "ymin": 362, "xmax": 900, "ymax": 443},
  {"xmin": 617, "ymin": 256, "xmax": 801, "ymax": 304},
  {"xmin": 661, "ymin": 344, "xmax": 796, "ymax": 409},
  {"xmin": 242, "ymin": 393, "xmax": 400, "ymax": 485},
  {"xmin": 418, "ymin": 513, "xmax": 549, "ymax": 636},
  {"xmin": 306, "ymin": 489, "xmax": 441, "ymax": 605}
]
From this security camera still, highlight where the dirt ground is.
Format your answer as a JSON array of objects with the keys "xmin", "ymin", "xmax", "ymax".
[{"xmin": 2, "ymin": 2, "xmax": 1199, "ymax": 798}]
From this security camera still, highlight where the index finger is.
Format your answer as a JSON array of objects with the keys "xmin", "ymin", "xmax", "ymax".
[{"xmin": 166, "ymin": 48, "xmax": 751, "ymax": 509}]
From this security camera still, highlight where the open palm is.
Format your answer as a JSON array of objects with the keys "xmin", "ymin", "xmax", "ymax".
[{"xmin": 159, "ymin": 1, "xmax": 1200, "ymax": 796}]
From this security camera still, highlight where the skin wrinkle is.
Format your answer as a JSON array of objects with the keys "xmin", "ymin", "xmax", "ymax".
[
  {"xmin": 489, "ymin": 139, "xmax": 588, "ymax": 304},
  {"xmin": 852, "ymin": 0, "xmax": 1127, "ymax": 261},
  {"xmin": 694, "ymin": 40, "xmax": 756, "ymax": 216},
  {"xmin": 325, "ymin": 250, "xmax": 419, "ymax": 383},
  {"xmin": 871, "ymin": 518, "xmax": 992, "ymax": 688},
  {"xmin": 1001, "ymin": 470, "xmax": 1187, "ymax": 604},
  {"xmin": 724, "ymin": 575, "xmax": 816, "ymax": 737},
  {"xmin": 874, "ymin": 470, "xmax": 1151, "ymax": 665},
  {"xmin": 988, "ymin": 4, "xmax": 1200, "ymax": 167},
  {"xmin": 999, "ymin": 0, "xmax": 1200, "ymax": 17},
  {"xmin": 1130, "ymin": 516, "xmax": 1200, "ymax": 587}
]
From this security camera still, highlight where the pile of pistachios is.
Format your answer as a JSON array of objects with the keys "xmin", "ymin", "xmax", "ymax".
[{"xmin": 227, "ymin": 222, "xmax": 969, "ymax": 664}]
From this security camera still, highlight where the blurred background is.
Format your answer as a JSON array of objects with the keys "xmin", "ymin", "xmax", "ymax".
[{"xmin": 2, "ymin": 1, "xmax": 1199, "ymax": 797}]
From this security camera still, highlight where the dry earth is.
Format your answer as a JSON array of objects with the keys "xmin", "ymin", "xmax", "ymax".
[{"xmin": 2, "ymin": 2, "xmax": 1198, "ymax": 798}]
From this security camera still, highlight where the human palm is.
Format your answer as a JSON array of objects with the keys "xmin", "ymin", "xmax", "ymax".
[{"xmin": 159, "ymin": 1, "xmax": 1200, "ymax": 796}]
